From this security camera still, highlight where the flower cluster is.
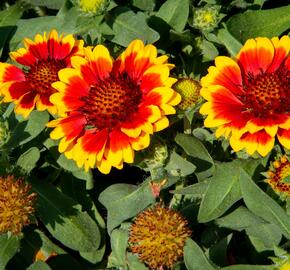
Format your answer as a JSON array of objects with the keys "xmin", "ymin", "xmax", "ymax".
[{"xmin": 0, "ymin": 30, "xmax": 181, "ymax": 174}]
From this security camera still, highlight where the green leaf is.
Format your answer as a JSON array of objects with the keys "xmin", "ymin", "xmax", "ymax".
[
  {"xmin": 172, "ymin": 180, "xmax": 209, "ymax": 197},
  {"xmin": 209, "ymin": 234, "xmax": 232, "ymax": 266},
  {"xmin": 222, "ymin": 265, "xmax": 274, "ymax": 270},
  {"xmin": 108, "ymin": 7, "xmax": 160, "ymax": 47},
  {"xmin": 184, "ymin": 238, "xmax": 216, "ymax": 270},
  {"xmin": 99, "ymin": 182, "xmax": 155, "ymax": 233},
  {"xmin": 108, "ymin": 225, "xmax": 129, "ymax": 268},
  {"xmin": 27, "ymin": 261, "xmax": 52, "ymax": 270},
  {"xmin": 246, "ymin": 223, "xmax": 282, "ymax": 252},
  {"xmin": 156, "ymin": 0, "xmax": 189, "ymax": 32},
  {"xmin": 216, "ymin": 206, "xmax": 266, "ymax": 231},
  {"xmin": 31, "ymin": 179, "xmax": 101, "ymax": 252},
  {"xmin": 227, "ymin": 5, "xmax": 290, "ymax": 43},
  {"xmin": 0, "ymin": 234, "xmax": 21, "ymax": 270},
  {"xmin": 7, "ymin": 111, "xmax": 49, "ymax": 148},
  {"xmin": 217, "ymin": 27, "xmax": 242, "ymax": 56},
  {"xmin": 127, "ymin": 253, "xmax": 149, "ymax": 270},
  {"xmin": 175, "ymin": 133, "xmax": 214, "ymax": 180},
  {"xmin": 165, "ymin": 151, "xmax": 196, "ymax": 177},
  {"xmin": 0, "ymin": 3, "xmax": 24, "ymax": 26},
  {"xmin": 198, "ymin": 162, "xmax": 242, "ymax": 222},
  {"xmin": 132, "ymin": 0, "xmax": 155, "ymax": 11},
  {"xmin": 23, "ymin": 0, "xmax": 65, "ymax": 9},
  {"xmin": 16, "ymin": 147, "xmax": 40, "ymax": 173},
  {"xmin": 239, "ymin": 169, "xmax": 290, "ymax": 238},
  {"xmin": 200, "ymin": 39, "xmax": 219, "ymax": 61}
]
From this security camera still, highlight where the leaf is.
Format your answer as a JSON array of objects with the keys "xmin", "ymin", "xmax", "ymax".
[
  {"xmin": 23, "ymin": 0, "xmax": 65, "ymax": 9},
  {"xmin": 27, "ymin": 261, "xmax": 52, "ymax": 270},
  {"xmin": 132, "ymin": 0, "xmax": 155, "ymax": 11},
  {"xmin": 127, "ymin": 253, "xmax": 149, "ymax": 270},
  {"xmin": 99, "ymin": 182, "xmax": 155, "ymax": 233},
  {"xmin": 246, "ymin": 223, "xmax": 282, "ymax": 252},
  {"xmin": 216, "ymin": 206, "xmax": 266, "ymax": 231},
  {"xmin": 108, "ymin": 225, "xmax": 129, "ymax": 268},
  {"xmin": 198, "ymin": 162, "xmax": 242, "ymax": 222},
  {"xmin": 200, "ymin": 39, "xmax": 219, "ymax": 61},
  {"xmin": 184, "ymin": 238, "xmax": 216, "ymax": 270},
  {"xmin": 209, "ymin": 234, "xmax": 232, "ymax": 266},
  {"xmin": 222, "ymin": 265, "xmax": 274, "ymax": 270},
  {"xmin": 31, "ymin": 179, "xmax": 101, "ymax": 252},
  {"xmin": 239, "ymin": 169, "xmax": 290, "ymax": 238},
  {"xmin": 165, "ymin": 151, "xmax": 196, "ymax": 177},
  {"xmin": 175, "ymin": 133, "xmax": 214, "ymax": 179},
  {"xmin": 7, "ymin": 111, "xmax": 49, "ymax": 148},
  {"xmin": 16, "ymin": 147, "xmax": 40, "ymax": 173},
  {"xmin": 171, "ymin": 180, "xmax": 209, "ymax": 197},
  {"xmin": 0, "ymin": 3, "xmax": 24, "ymax": 26},
  {"xmin": 227, "ymin": 5, "xmax": 290, "ymax": 43},
  {"xmin": 217, "ymin": 27, "xmax": 242, "ymax": 56},
  {"xmin": 108, "ymin": 7, "xmax": 160, "ymax": 47},
  {"xmin": 0, "ymin": 234, "xmax": 21, "ymax": 270},
  {"xmin": 156, "ymin": 0, "xmax": 189, "ymax": 32}
]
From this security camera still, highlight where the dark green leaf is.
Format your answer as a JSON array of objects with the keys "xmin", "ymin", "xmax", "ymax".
[
  {"xmin": 156, "ymin": 0, "xmax": 189, "ymax": 32},
  {"xmin": 184, "ymin": 238, "xmax": 216, "ymax": 270},
  {"xmin": 198, "ymin": 162, "xmax": 242, "ymax": 222},
  {"xmin": 227, "ymin": 5, "xmax": 290, "ymax": 43},
  {"xmin": 108, "ymin": 7, "xmax": 159, "ymax": 47},
  {"xmin": 0, "ymin": 234, "xmax": 21, "ymax": 270},
  {"xmin": 23, "ymin": 0, "xmax": 65, "ymax": 9},
  {"xmin": 16, "ymin": 147, "xmax": 40, "ymax": 173},
  {"xmin": 99, "ymin": 182, "xmax": 155, "ymax": 233},
  {"xmin": 27, "ymin": 261, "xmax": 52, "ymax": 270},
  {"xmin": 222, "ymin": 265, "xmax": 274, "ymax": 270},
  {"xmin": 217, "ymin": 27, "xmax": 242, "ymax": 56},
  {"xmin": 216, "ymin": 206, "xmax": 266, "ymax": 231},
  {"xmin": 31, "ymin": 179, "xmax": 101, "ymax": 252},
  {"xmin": 239, "ymin": 169, "xmax": 290, "ymax": 238},
  {"xmin": 172, "ymin": 180, "xmax": 209, "ymax": 197},
  {"xmin": 175, "ymin": 133, "xmax": 214, "ymax": 179}
]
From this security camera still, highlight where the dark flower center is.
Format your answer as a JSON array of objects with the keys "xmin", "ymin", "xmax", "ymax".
[
  {"xmin": 25, "ymin": 59, "xmax": 66, "ymax": 95},
  {"xmin": 80, "ymin": 73, "xmax": 142, "ymax": 130},
  {"xmin": 241, "ymin": 65, "xmax": 290, "ymax": 118}
]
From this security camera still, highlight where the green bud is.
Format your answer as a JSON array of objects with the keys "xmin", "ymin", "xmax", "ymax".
[
  {"xmin": 0, "ymin": 120, "xmax": 9, "ymax": 147},
  {"xmin": 192, "ymin": 6, "xmax": 220, "ymax": 32},
  {"xmin": 144, "ymin": 141, "xmax": 168, "ymax": 169},
  {"xmin": 73, "ymin": 0, "xmax": 109, "ymax": 16}
]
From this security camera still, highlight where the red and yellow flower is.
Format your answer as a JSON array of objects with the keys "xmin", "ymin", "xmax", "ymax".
[
  {"xmin": 0, "ymin": 30, "xmax": 83, "ymax": 118},
  {"xmin": 200, "ymin": 36, "xmax": 290, "ymax": 156},
  {"xmin": 266, "ymin": 155, "xmax": 290, "ymax": 198},
  {"xmin": 47, "ymin": 40, "xmax": 180, "ymax": 174}
]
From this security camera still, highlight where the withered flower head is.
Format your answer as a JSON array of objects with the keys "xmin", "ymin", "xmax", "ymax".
[
  {"xmin": 129, "ymin": 204, "xmax": 191, "ymax": 269},
  {"xmin": 266, "ymin": 155, "xmax": 290, "ymax": 199},
  {"xmin": 0, "ymin": 175, "xmax": 36, "ymax": 235}
]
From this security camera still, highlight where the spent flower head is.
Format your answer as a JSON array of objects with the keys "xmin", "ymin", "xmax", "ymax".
[
  {"xmin": 0, "ymin": 175, "xmax": 36, "ymax": 235},
  {"xmin": 129, "ymin": 204, "xmax": 191, "ymax": 269}
]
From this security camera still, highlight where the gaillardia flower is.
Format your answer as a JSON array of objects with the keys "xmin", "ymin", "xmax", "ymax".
[
  {"xmin": 266, "ymin": 155, "xmax": 290, "ymax": 198},
  {"xmin": 129, "ymin": 204, "xmax": 191, "ymax": 269},
  {"xmin": 200, "ymin": 36, "xmax": 290, "ymax": 156},
  {"xmin": 48, "ymin": 40, "xmax": 180, "ymax": 174},
  {"xmin": 0, "ymin": 30, "xmax": 83, "ymax": 118},
  {"xmin": 173, "ymin": 78, "xmax": 201, "ymax": 110},
  {"xmin": 0, "ymin": 175, "xmax": 36, "ymax": 235}
]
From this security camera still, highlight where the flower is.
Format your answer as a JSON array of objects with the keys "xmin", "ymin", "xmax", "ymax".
[
  {"xmin": 0, "ymin": 30, "xmax": 83, "ymax": 118},
  {"xmin": 129, "ymin": 204, "xmax": 191, "ymax": 269},
  {"xmin": 0, "ymin": 175, "xmax": 36, "ymax": 235},
  {"xmin": 47, "ymin": 40, "xmax": 180, "ymax": 174},
  {"xmin": 200, "ymin": 36, "xmax": 290, "ymax": 156},
  {"xmin": 266, "ymin": 155, "xmax": 290, "ymax": 198},
  {"xmin": 173, "ymin": 78, "xmax": 201, "ymax": 110},
  {"xmin": 75, "ymin": 0, "xmax": 109, "ymax": 15}
]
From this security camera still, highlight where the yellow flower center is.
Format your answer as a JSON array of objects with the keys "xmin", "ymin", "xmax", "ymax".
[
  {"xmin": 241, "ymin": 66, "xmax": 290, "ymax": 118},
  {"xmin": 80, "ymin": 73, "xmax": 142, "ymax": 130},
  {"xmin": 173, "ymin": 78, "xmax": 201, "ymax": 110},
  {"xmin": 25, "ymin": 59, "xmax": 66, "ymax": 95}
]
